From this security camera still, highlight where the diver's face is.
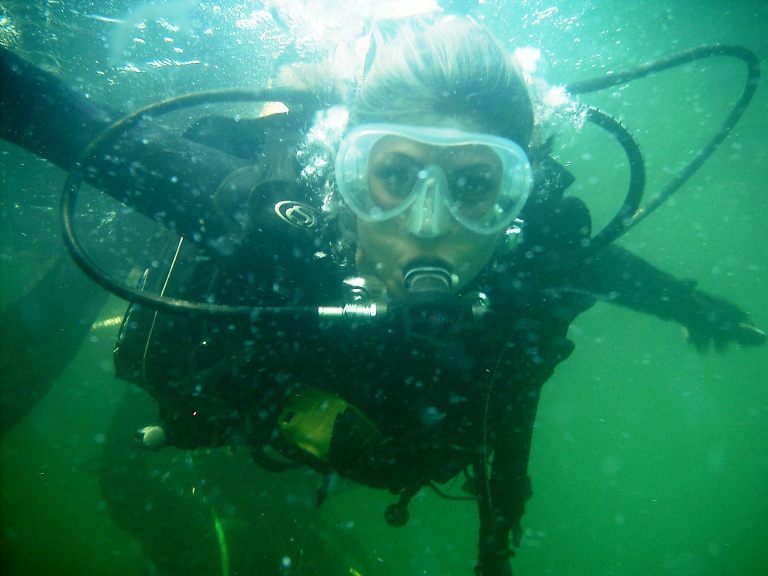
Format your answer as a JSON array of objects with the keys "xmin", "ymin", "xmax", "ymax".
[{"xmin": 354, "ymin": 136, "xmax": 503, "ymax": 298}]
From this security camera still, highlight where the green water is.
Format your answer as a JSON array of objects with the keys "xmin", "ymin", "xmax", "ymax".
[{"xmin": 2, "ymin": 1, "xmax": 767, "ymax": 575}]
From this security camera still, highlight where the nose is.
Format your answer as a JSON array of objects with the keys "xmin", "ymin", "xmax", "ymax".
[{"xmin": 406, "ymin": 165, "xmax": 451, "ymax": 238}]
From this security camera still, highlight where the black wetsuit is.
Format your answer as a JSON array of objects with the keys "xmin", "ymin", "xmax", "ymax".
[
  {"xmin": 106, "ymin": 148, "xmax": 705, "ymax": 575},
  {"xmin": 2, "ymin": 46, "xmax": 762, "ymax": 576}
]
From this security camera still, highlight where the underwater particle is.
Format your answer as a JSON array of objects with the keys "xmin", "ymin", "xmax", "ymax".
[{"xmin": 421, "ymin": 405, "xmax": 446, "ymax": 426}]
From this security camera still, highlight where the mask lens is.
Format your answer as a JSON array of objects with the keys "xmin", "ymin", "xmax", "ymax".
[
  {"xmin": 444, "ymin": 146, "xmax": 503, "ymax": 219},
  {"xmin": 368, "ymin": 140, "xmax": 422, "ymax": 211},
  {"xmin": 336, "ymin": 124, "xmax": 532, "ymax": 233}
]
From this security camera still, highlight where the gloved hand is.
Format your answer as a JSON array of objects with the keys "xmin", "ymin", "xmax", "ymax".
[{"xmin": 682, "ymin": 291, "xmax": 766, "ymax": 352}]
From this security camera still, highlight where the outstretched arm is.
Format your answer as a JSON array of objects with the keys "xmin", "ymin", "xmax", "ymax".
[
  {"xmin": 0, "ymin": 46, "xmax": 250, "ymax": 249},
  {"xmin": 571, "ymin": 244, "xmax": 765, "ymax": 351},
  {"xmin": 0, "ymin": 47, "xmax": 115, "ymax": 170}
]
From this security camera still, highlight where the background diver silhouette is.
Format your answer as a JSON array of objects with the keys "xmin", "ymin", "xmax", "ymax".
[{"xmin": 0, "ymin": 14, "xmax": 765, "ymax": 576}]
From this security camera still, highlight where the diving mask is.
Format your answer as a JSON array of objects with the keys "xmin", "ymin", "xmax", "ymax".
[{"xmin": 335, "ymin": 124, "xmax": 533, "ymax": 235}]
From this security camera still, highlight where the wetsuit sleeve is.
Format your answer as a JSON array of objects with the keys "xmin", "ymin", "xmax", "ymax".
[
  {"xmin": 475, "ymin": 330, "xmax": 576, "ymax": 576},
  {"xmin": 475, "ymin": 391, "xmax": 537, "ymax": 576},
  {"xmin": 0, "ymin": 47, "xmax": 251, "ymax": 251},
  {"xmin": 571, "ymin": 244, "xmax": 766, "ymax": 351},
  {"xmin": 0, "ymin": 47, "xmax": 115, "ymax": 170}
]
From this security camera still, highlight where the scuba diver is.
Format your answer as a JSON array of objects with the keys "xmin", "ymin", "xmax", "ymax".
[{"xmin": 1, "ymin": 13, "xmax": 765, "ymax": 576}]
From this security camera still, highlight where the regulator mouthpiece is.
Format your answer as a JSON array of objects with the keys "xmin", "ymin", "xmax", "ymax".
[
  {"xmin": 403, "ymin": 266, "xmax": 454, "ymax": 294},
  {"xmin": 401, "ymin": 265, "xmax": 460, "ymax": 342}
]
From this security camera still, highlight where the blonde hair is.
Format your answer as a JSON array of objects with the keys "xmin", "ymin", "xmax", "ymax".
[{"xmin": 351, "ymin": 16, "xmax": 534, "ymax": 148}]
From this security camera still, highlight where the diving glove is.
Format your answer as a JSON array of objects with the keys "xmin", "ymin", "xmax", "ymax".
[{"xmin": 682, "ymin": 290, "xmax": 766, "ymax": 352}]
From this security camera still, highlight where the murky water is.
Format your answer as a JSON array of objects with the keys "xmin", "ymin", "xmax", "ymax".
[{"xmin": 2, "ymin": 1, "xmax": 766, "ymax": 574}]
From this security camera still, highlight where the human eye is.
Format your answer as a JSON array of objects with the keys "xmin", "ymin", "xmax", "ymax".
[
  {"xmin": 370, "ymin": 155, "xmax": 420, "ymax": 201},
  {"xmin": 450, "ymin": 165, "xmax": 500, "ymax": 204}
]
